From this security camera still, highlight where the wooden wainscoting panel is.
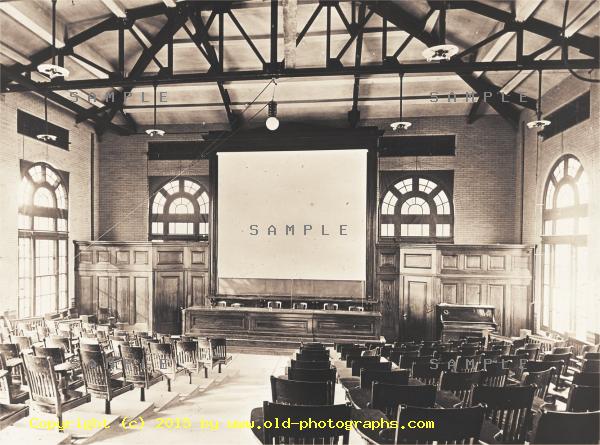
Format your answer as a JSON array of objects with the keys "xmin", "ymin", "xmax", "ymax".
[
  {"xmin": 77, "ymin": 275, "xmax": 94, "ymax": 314},
  {"xmin": 134, "ymin": 276, "xmax": 148, "ymax": 325},
  {"xmin": 378, "ymin": 277, "xmax": 398, "ymax": 341},
  {"xmin": 116, "ymin": 276, "xmax": 130, "ymax": 323},
  {"xmin": 465, "ymin": 283, "xmax": 482, "ymax": 304},
  {"xmin": 116, "ymin": 250, "xmax": 130, "ymax": 265},
  {"xmin": 488, "ymin": 284, "xmax": 506, "ymax": 335},
  {"xmin": 404, "ymin": 254, "xmax": 433, "ymax": 269},
  {"xmin": 442, "ymin": 283, "xmax": 458, "ymax": 304},
  {"xmin": 134, "ymin": 250, "xmax": 149, "ymax": 265}
]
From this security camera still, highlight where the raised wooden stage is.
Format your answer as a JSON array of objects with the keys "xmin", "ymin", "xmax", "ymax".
[{"xmin": 182, "ymin": 306, "xmax": 381, "ymax": 347}]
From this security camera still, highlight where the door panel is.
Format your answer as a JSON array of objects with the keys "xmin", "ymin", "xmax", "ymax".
[
  {"xmin": 401, "ymin": 277, "xmax": 433, "ymax": 341},
  {"xmin": 187, "ymin": 272, "xmax": 208, "ymax": 307},
  {"xmin": 155, "ymin": 272, "xmax": 184, "ymax": 334}
]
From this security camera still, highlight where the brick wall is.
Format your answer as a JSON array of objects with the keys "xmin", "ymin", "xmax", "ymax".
[
  {"xmin": 518, "ymin": 75, "xmax": 599, "ymax": 332},
  {"xmin": 98, "ymin": 116, "xmax": 519, "ymax": 245},
  {"xmin": 374, "ymin": 115, "xmax": 519, "ymax": 244},
  {"xmin": 0, "ymin": 92, "xmax": 96, "ymax": 315},
  {"xmin": 98, "ymin": 127, "xmax": 212, "ymax": 241}
]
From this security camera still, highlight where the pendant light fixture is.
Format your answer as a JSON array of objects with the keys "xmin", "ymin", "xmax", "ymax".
[
  {"xmin": 36, "ymin": 93, "xmax": 57, "ymax": 142},
  {"xmin": 146, "ymin": 84, "xmax": 166, "ymax": 137},
  {"xmin": 390, "ymin": 73, "xmax": 412, "ymax": 131},
  {"xmin": 422, "ymin": 5, "xmax": 458, "ymax": 62},
  {"xmin": 265, "ymin": 78, "xmax": 279, "ymax": 131},
  {"xmin": 527, "ymin": 70, "xmax": 551, "ymax": 130},
  {"xmin": 37, "ymin": 0, "xmax": 70, "ymax": 80}
]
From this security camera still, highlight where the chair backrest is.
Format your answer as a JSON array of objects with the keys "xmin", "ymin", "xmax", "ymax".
[
  {"xmin": 458, "ymin": 344, "xmax": 480, "ymax": 356},
  {"xmin": 11, "ymin": 336, "xmax": 32, "ymax": 353},
  {"xmin": 481, "ymin": 362, "xmax": 509, "ymax": 387},
  {"xmin": 566, "ymin": 385, "xmax": 600, "ymax": 412},
  {"xmin": 516, "ymin": 347, "xmax": 540, "ymax": 361},
  {"xmin": 149, "ymin": 342, "xmax": 176, "ymax": 374},
  {"xmin": 472, "ymin": 385, "xmax": 536, "ymax": 442},
  {"xmin": 525, "ymin": 360, "xmax": 564, "ymax": 376},
  {"xmin": 290, "ymin": 359, "xmax": 330, "ymax": 370},
  {"xmin": 46, "ymin": 335, "xmax": 72, "ymax": 353},
  {"xmin": 175, "ymin": 340, "xmax": 198, "ymax": 365},
  {"xmin": 456, "ymin": 354, "xmax": 482, "ymax": 371},
  {"xmin": 32, "ymin": 346, "xmax": 65, "ymax": 365},
  {"xmin": 372, "ymin": 383, "xmax": 436, "ymax": 417},
  {"xmin": 583, "ymin": 352, "xmax": 600, "ymax": 360},
  {"xmin": 79, "ymin": 347, "xmax": 110, "ymax": 394},
  {"xmin": 287, "ymin": 367, "xmax": 336, "ymax": 383},
  {"xmin": 0, "ymin": 343, "xmax": 19, "ymax": 359},
  {"xmin": 522, "ymin": 367, "xmax": 555, "ymax": 399},
  {"xmin": 340, "ymin": 345, "xmax": 365, "ymax": 360},
  {"xmin": 499, "ymin": 354, "xmax": 528, "ymax": 375},
  {"xmin": 21, "ymin": 353, "xmax": 60, "ymax": 409},
  {"xmin": 411, "ymin": 362, "xmax": 443, "ymax": 385},
  {"xmin": 120, "ymin": 345, "xmax": 151, "ymax": 385},
  {"xmin": 210, "ymin": 338, "xmax": 228, "ymax": 360},
  {"xmin": 360, "ymin": 369, "xmax": 409, "ymax": 390},
  {"xmin": 543, "ymin": 352, "xmax": 572, "ymax": 375},
  {"xmin": 396, "ymin": 405, "xmax": 485, "ymax": 444},
  {"xmin": 297, "ymin": 350, "xmax": 330, "ymax": 362},
  {"xmin": 262, "ymin": 402, "xmax": 351, "ymax": 444},
  {"xmin": 110, "ymin": 338, "xmax": 129, "ymax": 357},
  {"xmin": 439, "ymin": 351, "xmax": 460, "ymax": 362},
  {"xmin": 300, "ymin": 342, "xmax": 325, "ymax": 350},
  {"xmin": 439, "ymin": 371, "xmax": 483, "ymax": 406},
  {"xmin": 345, "ymin": 352, "xmax": 374, "ymax": 368},
  {"xmin": 573, "ymin": 372, "xmax": 600, "ymax": 387},
  {"xmin": 533, "ymin": 410, "xmax": 600, "ymax": 444},
  {"xmin": 270, "ymin": 375, "xmax": 333, "ymax": 405},
  {"xmin": 552, "ymin": 346, "xmax": 572, "ymax": 354},
  {"xmin": 481, "ymin": 349, "xmax": 503, "ymax": 362},
  {"xmin": 349, "ymin": 356, "xmax": 385, "ymax": 376},
  {"xmin": 582, "ymin": 359, "xmax": 600, "ymax": 373}
]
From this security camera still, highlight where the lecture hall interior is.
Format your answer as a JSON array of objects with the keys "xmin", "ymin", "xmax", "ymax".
[{"xmin": 0, "ymin": 0, "xmax": 599, "ymax": 444}]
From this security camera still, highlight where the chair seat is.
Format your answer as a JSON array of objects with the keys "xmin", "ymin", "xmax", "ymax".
[
  {"xmin": 147, "ymin": 372, "xmax": 164, "ymax": 387},
  {"xmin": 109, "ymin": 378, "xmax": 134, "ymax": 394},
  {"xmin": 60, "ymin": 389, "xmax": 91, "ymax": 411},
  {"xmin": 338, "ymin": 377, "xmax": 361, "ymax": 389},
  {"xmin": 0, "ymin": 403, "xmax": 29, "ymax": 430}
]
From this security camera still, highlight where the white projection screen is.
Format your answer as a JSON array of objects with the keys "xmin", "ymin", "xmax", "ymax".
[{"xmin": 217, "ymin": 149, "xmax": 367, "ymax": 282}]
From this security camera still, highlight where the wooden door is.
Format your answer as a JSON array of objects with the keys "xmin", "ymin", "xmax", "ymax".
[
  {"xmin": 186, "ymin": 272, "xmax": 208, "ymax": 307},
  {"xmin": 154, "ymin": 271, "xmax": 184, "ymax": 334},
  {"xmin": 401, "ymin": 276, "xmax": 434, "ymax": 341}
]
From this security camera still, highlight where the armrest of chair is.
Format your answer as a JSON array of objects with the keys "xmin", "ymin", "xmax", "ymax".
[
  {"xmin": 505, "ymin": 377, "xmax": 520, "ymax": 386},
  {"xmin": 0, "ymin": 369, "xmax": 9, "ymax": 380}
]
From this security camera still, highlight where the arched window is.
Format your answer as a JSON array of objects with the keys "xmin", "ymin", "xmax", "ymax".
[
  {"xmin": 542, "ymin": 155, "xmax": 591, "ymax": 337},
  {"xmin": 380, "ymin": 175, "xmax": 453, "ymax": 241},
  {"xmin": 150, "ymin": 178, "xmax": 209, "ymax": 240},
  {"xmin": 18, "ymin": 162, "xmax": 68, "ymax": 317}
]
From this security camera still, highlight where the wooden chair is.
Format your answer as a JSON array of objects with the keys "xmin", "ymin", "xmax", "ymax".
[
  {"xmin": 565, "ymin": 385, "xmax": 600, "ymax": 412},
  {"xmin": 458, "ymin": 344, "xmax": 480, "ymax": 357},
  {"xmin": 360, "ymin": 369, "xmax": 409, "ymax": 390},
  {"xmin": 300, "ymin": 341, "xmax": 325, "ymax": 350},
  {"xmin": 456, "ymin": 354, "xmax": 483, "ymax": 371},
  {"xmin": 119, "ymin": 345, "xmax": 164, "ymax": 401},
  {"xmin": 78, "ymin": 347, "xmax": 133, "ymax": 414},
  {"xmin": 481, "ymin": 362, "xmax": 509, "ymax": 387},
  {"xmin": 298, "ymin": 350, "xmax": 330, "ymax": 362},
  {"xmin": 582, "ymin": 359, "xmax": 600, "ymax": 373},
  {"xmin": 582, "ymin": 352, "xmax": 600, "ymax": 360},
  {"xmin": 148, "ymin": 342, "xmax": 189, "ymax": 390},
  {"xmin": 552, "ymin": 346, "xmax": 572, "ymax": 355},
  {"xmin": 438, "ymin": 370, "xmax": 483, "ymax": 407},
  {"xmin": 0, "ymin": 355, "xmax": 28, "ymax": 404},
  {"xmin": 573, "ymin": 372, "xmax": 600, "ymax": 387},
  {"xmin": 209, "ymin": 338, "xmax": 232, "ymax": 372},
  {"xmin": 340, "ymin": 345, "xmax": 364, "ymax": 360},
  {"xmin": 439, "ymin": 351, "xmax": 461, "ymax": 363},
  {"xmin": 270, "ymin": 375, "xmax": 333, "ymax": 405},
  {"xmin": 471, "ymin": 384, "xmax": 535, "ymax": 443},
  {"xmin": 481, "ymin": 349, "xmax": 504, "ymax": 362},
  {"xmin": 45, "ymin": 335, "xmax": 74, "ymax": 355},
  {"xmin": 349, "ymin": 356, "xmax": 386, "ymax": 376},
  {"xmin": 0, "ymin": 400, "xmax": 29, "ymax": 430},
  {"xmin": 21, "ymin": 353, "xmax": 90, "ymax": 431},
  {"xmin": 532, "ymin": 409, "xmax": 600, "ymax": 444},
  {"xmin": 290, "ymin": 359, "xmax": 330, "ymax": 370},
  {"xmin": 287, "ymin": 367, "xmax": 336, "ymax": 383},
  {"xmin": 412, "ymin": 362, "xmax": 443, "ymax": 385},
  {"xmin": 175, "ymin": 340, "xmax": 208, "ymax": 380},
  {"xmin": 262, "ymin": 402, "xmax": 351, "ymax": 444},
  {"xmin": 11, "ymin": 335, "xmax": 33, "ymax": 354},
  {"xmin": 0, "ymin": 344, "xmax": 25, "ymax": 383},
  {"xmin": 371, "ymin": 383, "xmax": 436, "ymax": 417},
  {"xmin": 32, "ymin": 346, "xmax": 82, "ymax": 389},
  {"xmin": 521, "ymin": 367, "xmax": 555, "ymax": 401},
  {"xmin": 543, "ymin": 352, "xmax": 572, "ymax": 386},
  {"xmin": 393, "ymin": 405, "xmax": 485, "ymax": 444}
]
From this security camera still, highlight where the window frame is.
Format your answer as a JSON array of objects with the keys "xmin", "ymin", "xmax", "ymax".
[
  {"xmin": 379, "ymin": 173, "xmax": 454, "ymax": 243},
  {"xmin": 149, "ymin": 177, "xmax": 210, "ymax": 241},
  {"xmin": 540, "ymin": 155, "xmax": 590, "ymax": 336},
  {"xmin": 18, "ymin": 162, "xmax": 69, "ymax": 317}
]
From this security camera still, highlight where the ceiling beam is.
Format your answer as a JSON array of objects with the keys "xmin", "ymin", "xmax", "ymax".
[
  {"xmin": 501, "ymin": 1, "xmax": 599, "ymax": 94},
  {"xmin": 282, "ymin": 0, "xmax": 297, "ymax": 69},
  {"xmin": 4, "ymin": 58, "xmax": 597, "ymax": 93},
  {"xmin": 446, "ymin": 1, "xmax": 599, "ymax": 57},
  {"xmin": 367, "ymin": 1, "xmax": 524, "ymax": 126},
  {"xmin": 349, "ymin": 2, "xmax": 366, "ymax": 128}
]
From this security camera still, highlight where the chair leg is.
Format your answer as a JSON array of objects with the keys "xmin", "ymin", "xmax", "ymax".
[
  {"xmin": 57, "ymin": 414, "xmax": 64, "ymax": 433},
  {"xmin": 189, "ymin": 372, "xmax": 192, "ymax": 384},
  {"xmin": 167, "ymin": 378, "xmax": 171, "ymax": 392},
  {"xmin": 105, "ymin": 399, "xmax": 111, "ymax": 415},
  {"xmin": 140, "ymin": 387, "xmax": 145, "ymax": 402},
  {"xmin": 218, "ymin": 363, "xmax": 222, "ymax": 373},
  {"xmin": 204, "ymin": 367, "xmax": 208, "ymax": 379}
]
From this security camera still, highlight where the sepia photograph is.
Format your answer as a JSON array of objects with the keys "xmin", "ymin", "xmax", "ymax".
[{"xmin": 0, "ymin": 0, "xmax": 598, "ymax": 443}]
